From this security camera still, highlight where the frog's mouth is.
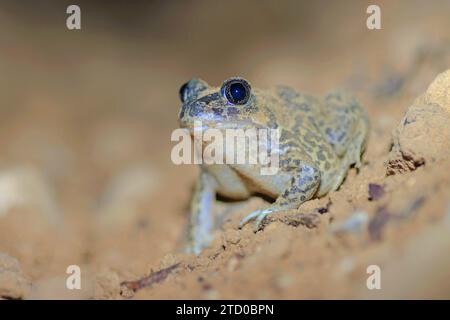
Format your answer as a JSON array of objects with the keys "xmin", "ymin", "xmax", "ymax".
[{"xmin": 181, "ymin": 120, "xmax": 262, "ymax": 134}]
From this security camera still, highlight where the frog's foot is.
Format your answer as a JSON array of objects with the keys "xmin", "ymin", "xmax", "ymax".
[
  {"xmin": 331, "ymin": 130, "xmax": 366, "ymax": 191},
  {"xmin": 240, "ymin": 163, "xmax": 321, "ymax": 232},
  {"xmin": 239, "ymin": 207, "xmax": 277, "ymax": 232},
  {"xmin": 348, "ymin": 140, "xmax": 363, "ymax": 169}
]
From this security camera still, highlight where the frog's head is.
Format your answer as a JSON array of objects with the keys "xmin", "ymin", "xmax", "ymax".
[{"xmin": 178, "ymin": 77, "xmax": 265, "ymax": 132}]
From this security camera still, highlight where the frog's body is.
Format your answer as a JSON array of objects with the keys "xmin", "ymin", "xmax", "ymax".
[{"xmin": 178, "ymin": 77, "xmax": 369, "ymax": 254}]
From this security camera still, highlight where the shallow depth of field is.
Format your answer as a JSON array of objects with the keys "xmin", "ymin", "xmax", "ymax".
[{"xmin": 1, "ymin": 0, "xmax": 450, "ymax": 299}]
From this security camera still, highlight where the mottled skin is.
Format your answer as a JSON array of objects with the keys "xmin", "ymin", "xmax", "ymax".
[{"xmin": 179, "ymin": 77, "xmax": 369, "ymax": 254}]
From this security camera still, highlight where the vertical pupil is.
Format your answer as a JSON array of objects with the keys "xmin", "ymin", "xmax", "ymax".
[{"xmin": 230, "ymin": 83, "xmax": 246, "ymax": 101}]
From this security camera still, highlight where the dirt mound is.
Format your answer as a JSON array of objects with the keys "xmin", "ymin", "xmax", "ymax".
[{"xmin": 388, "ymin": 70, "xmax": 450, "ymax": 174}]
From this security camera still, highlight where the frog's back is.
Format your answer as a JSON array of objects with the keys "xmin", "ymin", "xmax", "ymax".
[
  {"xmin": 254, "ymin": 87, "xmax": 340, "ymax": 187},
  {"xmin": 261, "ymin": 85, "xmax": 369, "ymax": 196}
]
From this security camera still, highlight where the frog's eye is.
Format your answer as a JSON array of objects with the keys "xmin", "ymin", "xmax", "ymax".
[
  {"xmin": 221, "ymin": 78, "xmax": 251, "ymax": 105},
  {"xmin": 179, "ymin": 79, "xmax": 209, "ymax": 103},
  {"xmin": 179, "ymin": 82, "xmax": 189, "ymax": 103}
]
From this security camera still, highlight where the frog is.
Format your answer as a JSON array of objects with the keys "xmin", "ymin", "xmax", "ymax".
[{"xmin": 178, "ymin": 77, "xmax": 369, "ymax": 255}]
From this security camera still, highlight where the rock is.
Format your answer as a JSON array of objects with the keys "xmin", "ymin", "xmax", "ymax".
[
  {"xmin": 222, "ymin": 229, "xmax": 241, "ymax": 246},
  {"xmin": 387, "ymin": 70, "xmax": 450, "ymax": 175},
  {"xmin": 422, "ymin": 69, "xmax": 450, "ymax": 110},
  {"xmin": 0, "ymin": 252, "xmax": 31, "ymax": 299},
  {"xmin": 0, "ymin": 166, "xmax": 59, "ymax": 221},
  {"xmin": 368, "ymin": 183, "xmax": 385, "ymax": 201}
]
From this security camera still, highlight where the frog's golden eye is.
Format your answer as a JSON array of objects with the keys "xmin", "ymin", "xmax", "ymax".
[{"xmin": 221, "ymin": 78, "xmax": 251, "ymax": 105}]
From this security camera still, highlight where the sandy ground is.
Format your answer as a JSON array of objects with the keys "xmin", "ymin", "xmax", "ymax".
[{"xmin": 0, "ymin": 0, "xmax": 450, "ymax": 299}]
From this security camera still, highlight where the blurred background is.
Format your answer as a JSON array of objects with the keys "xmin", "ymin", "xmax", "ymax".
[{"xmin": 0, "ymin": 0, "xmax": 450, "ymax": 299}]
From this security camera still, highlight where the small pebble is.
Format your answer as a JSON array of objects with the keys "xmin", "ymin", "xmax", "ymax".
[
  {"xmin": 331, "ymin": 211, "xmax": 369, "ymax": 234},
  {"xmin": 224, "ymin": 229, "xmax": 241, "ymax": 245},
  {"xmin": 368, "ymin": 183, "xmax": 385, "ymax": 201}
]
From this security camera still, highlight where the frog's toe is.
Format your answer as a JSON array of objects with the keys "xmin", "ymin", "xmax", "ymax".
[
  {"xmin": 239, "ymin": 209, "xmax": 263, "ymax": 229},
  {"xmin": 355, "ymin": 158, "xmax": 362, "ymax": 169},
  {"xmin": 239, "ymin": 208, "xmax": 274, "ymax": 232},
  {"xmin": 253, "ymin": 210, "xmax": 273, "ymax": 232}
]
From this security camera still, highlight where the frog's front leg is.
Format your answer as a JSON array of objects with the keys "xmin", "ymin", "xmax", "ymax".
[
  {"xmin": 185, "ymin": 169, "xmax": 218, "ymax": 255},
  {"xmin": 239, "ymin": 163, "xmax": 321, "ymax": 231}
]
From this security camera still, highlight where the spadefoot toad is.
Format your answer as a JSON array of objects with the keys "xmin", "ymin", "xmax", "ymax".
[{"xmin": 178, "ymin": 77, "xmax": 369, "ymax": 254}]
